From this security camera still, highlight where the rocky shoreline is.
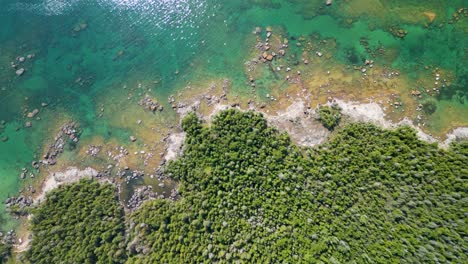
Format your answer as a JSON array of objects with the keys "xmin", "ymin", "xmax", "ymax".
[{"xmin": 5, "ymin": 96, "xmax": 468, "ymax": 254}]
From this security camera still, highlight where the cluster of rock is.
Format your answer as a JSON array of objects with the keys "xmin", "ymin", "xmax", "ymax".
[
  {"xmin": 139, "ymin": 95, "xmax": 163, "ymax": 112},
  {"xmin": 86, "ymin": 145, "xmax": 102, "ymax": 156},
  {"xmin": 120, "ymin": 169, "xmax": 144, "ymax": 184},
  {"xmin": 11, "ymin": 53, "xmax": 35, "ymax": 77},
  {"xmin": 19, "ymin": 167, "xmax": 35, "ymax": 179},
  {"xmin": 0, "ymin": 230, "xmax": 16, "ymax": 249},
  {"xmin": 168, "ymin": 95, "xmax": 188, "ymax": 110},
  {"xmin": 10, "ymin": 53, "xmax": 36, "ymax": 77},
  {"xmin": 41, "ymin": 122, "xmax": 80, "ymax": 166},
  {"xmin": 255, "ymin": 26, "xmax": 289, "ymax": 64},
  {"xmin": 412, "ymin": 72, "xmax": 446, "ymax": 98},
  {"xmin": 102, "ymin": 146, "xmax": 130, "ymax": 167},
  {"xmin": 22, "ymin": 103, "xmax": 48, "ymax": 128},
  {"xmin": 388, "ymin": 27, "xmax": 408, "ymax": 39},
  {"xmin": 352, "ymin": 59, "xmax": 375, "ymax": 75},
  {"xmin": 72, "ymin": 22, "xmax": 87, "ymax": 33},
  {"xmin": 126, "ymin": 185, "xmax": 157, "ymax": 209},
  {"xmin": 0, "ymin": 120, "xmax": 7, "ymax": 142},
  {"xmin": 5, "ymin": 195, "xmax": 33, "ymax": 215},
  {"xmin": 449, "ymin": 8, "xmax": 466, "ymax": 24}
]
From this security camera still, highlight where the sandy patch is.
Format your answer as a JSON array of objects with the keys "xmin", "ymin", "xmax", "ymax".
[
  {"xmin": 266, "ymin": 100, "xmax": 330, "ymax": 147},
  {"xmin": 443, "ymin": 127, "xmax": 468, "ymax": 147},
  {"xmin": 164, "ymin": 132, "xmax": 186, "ymax": 161},
  {"xmin": 34, "ymin": 167, "xmax": 98, "ymax": 204}
]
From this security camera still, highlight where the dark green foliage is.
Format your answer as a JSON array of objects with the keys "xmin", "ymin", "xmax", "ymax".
[
  {"xmin": 422, "ymin": 98, "xmax": 437, "ymax": 115},
  {"xmin": 127, "ymin": 110, "xmax": 467, "ymax": 263},
  {"xmin": 318, "ymin": 105, "xmax": 342, "ymax": 130},
  {"xmin": 26, "ymin": 180, "xmax": 127, "ymax": 264},
  {"xmin": 0, "ymin": 242, "xmax": 11, "ymax": 264}
]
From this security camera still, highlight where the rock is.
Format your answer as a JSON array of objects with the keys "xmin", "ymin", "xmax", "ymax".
[
  {"xmin": 31, "ymin": 161, "xmax": 39, "ymax": 169},
  {"xmin": 139, "ymin": 95, "xmax": 161, "ymax": 112},
  {"xmin": 27, "ymin": 109, "xmax": 39, "ymax": 118},
  {"xmin": 18, "ymin": 57, "xmax": 25, "ymax": 63},
  {"xmin": 262, "ymin": 52, "xmax": 268, "ymax": 59},
  {"xmin": 278, "ymin": 49, "xmax": 285, "ymax": 56},
  {"xmin": 266, "ymin": 26, "xmax": 272, "ymax": 32},
  {"xmin": 266, "ymin": 54, "xmax": 273, "ymax": 61},
  {"xmin": 361, "ymin": 68, "xmax": 367, "ymax": 73},
  {"xmin": 411, "ymin": 90, "xmax": 422, "ymax": 96},
  {"xmin": 25, "ymin": 121, "xmax": 32, "ymax": 128},
  {"xmin": 316, "ymin": 51, "xmax": 323, "ymax": 57},
  {"xmin": 266, "ymin": 32, "xmax": 272, "ymax": 38},
  {"xmin": 303, "ymin": 59, "xmax": 309, "ymax": 64},
  {"xmin": 15, "ymin": 68, "xmax": 25, "ymax": 76},
  {"xmin": 1, "ymin": 136, "xmax": 8, "ymax": 142},
  {"xmin": 326, "ymin": 0, "xmax": 332, "ymax": 6},
  {"xmin": 254, "ymin": 27, "xmax": 261, "ymax": 34},
  {"xmin": 130, "ymin": 136, "xmax": 137, "ymax": 142},
  {"xmin": 41, "ymin": 102, "xmax": 48, "ymax": 107}
]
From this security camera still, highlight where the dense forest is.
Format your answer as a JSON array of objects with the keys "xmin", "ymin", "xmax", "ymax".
[
  {"xmin": 127, "ymin": 110, "xmax": 467, "ymax": 263},
  {"xmin": 13, "ymin": 109, "xmax": 467, "ymax": 263},
  {"xmin": 25, "ymin": 180, "xmax": 127, "ymax": 264}
]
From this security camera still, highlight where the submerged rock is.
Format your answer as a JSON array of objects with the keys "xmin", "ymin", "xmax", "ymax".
[
  {"xmin": 27, "ymin": 109, "xmax": 39, "ymax": 118},
  {"xmin": 15, "ymin": 68, "xmax": 25, "ymax": 76}
]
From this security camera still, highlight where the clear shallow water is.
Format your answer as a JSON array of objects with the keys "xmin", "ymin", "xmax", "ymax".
[{"xmin": 0, "ymin": 0, "xmax": 467, "ymax": 230}]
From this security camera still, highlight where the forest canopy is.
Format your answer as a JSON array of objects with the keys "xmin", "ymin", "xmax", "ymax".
[
  {"xmin": 26, "ymin": 180, "xmax": 127, "ymax": 264},
  {"xmin": 127, "ymin": 110, "xmax": 467, "ymax": 263},
  {"xmin": 23, "ymin": 110, "xmax": 467, "ymax": 264}
]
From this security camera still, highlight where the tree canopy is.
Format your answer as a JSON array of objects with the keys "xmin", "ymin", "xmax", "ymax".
[
  {"xmin": 26, "ymin": 180, "xmax": 127, "ymax": 264},
  {"xmin": 126, "ymin": 110, "xmax": 467, "ymax": 263},
  {"xmin": 317, "ymin": 105, "xmax": 342, "ymax": 130}
]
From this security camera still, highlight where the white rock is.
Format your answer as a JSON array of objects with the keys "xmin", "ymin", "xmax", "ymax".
[{"xmin": 16, "ymin": 68, "xmax": 25, "ymax": 76}]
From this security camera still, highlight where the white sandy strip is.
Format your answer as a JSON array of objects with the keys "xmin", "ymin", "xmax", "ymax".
[
  {"xmin": 443, "ymin": 127, "xmax": 468, "ymax": 147},
  {"xmin": 266, "ymin": 100, "xmax": 330, "ymax": 146},
  {"xmin": 173, "ymin": 98, "xmax": 467, "ymax": 157},
  {"xmin": 333, "ymin": 99, "xmax": 468, "ymax": 147},
  {"xmin": 34, "ymin": 167, "xmax": 98, "ymax": 204}
]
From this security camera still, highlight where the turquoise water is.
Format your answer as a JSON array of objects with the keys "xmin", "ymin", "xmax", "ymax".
[{"xmin": 1, "ymin": 0, "xmax": 467, "ymax": 230}]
